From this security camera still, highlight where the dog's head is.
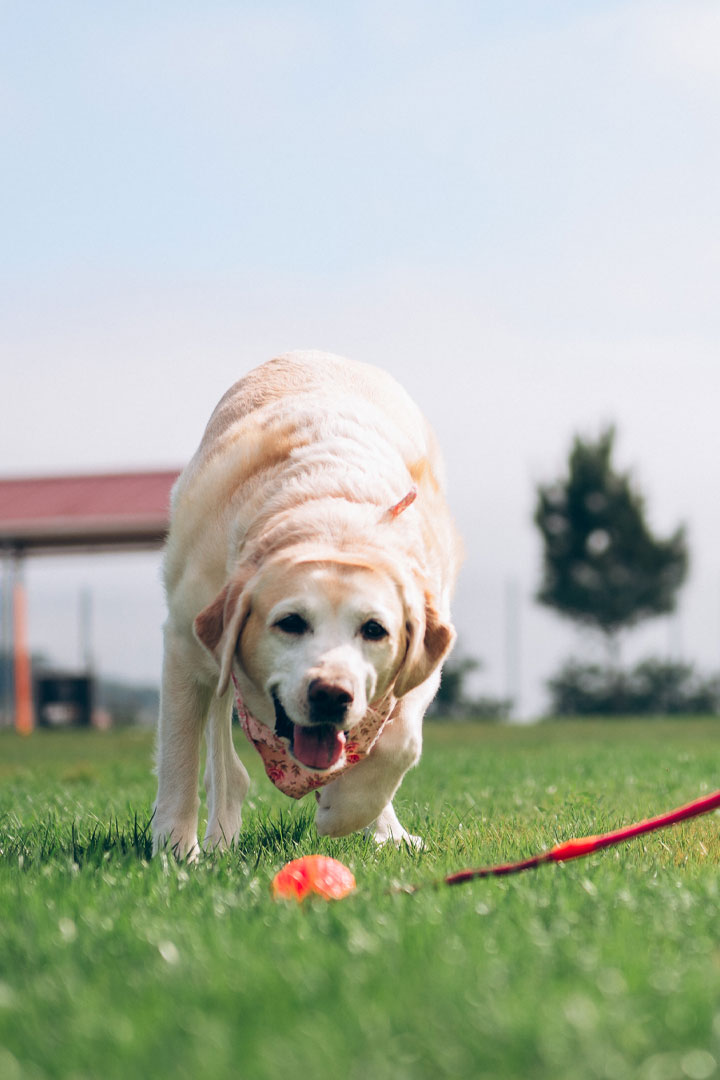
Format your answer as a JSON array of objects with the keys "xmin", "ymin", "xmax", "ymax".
[{"xmin": 193, "ymin": 548, "xmax": 454, "ymax": 770}]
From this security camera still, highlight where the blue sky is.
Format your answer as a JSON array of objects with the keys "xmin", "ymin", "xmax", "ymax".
[{"xmin": 2, "ymin": 1, "xmax": 719, "ymax": 714}]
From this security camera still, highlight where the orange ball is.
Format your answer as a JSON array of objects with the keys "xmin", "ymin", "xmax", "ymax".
[{"xmin": 271, "ymin": 855, "xmax": 356, "ymax": 901}]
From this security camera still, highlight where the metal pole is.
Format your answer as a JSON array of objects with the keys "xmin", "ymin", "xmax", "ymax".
[
  {"xmin": 1, "ymin": 550, "xmax": 13, "ymax": 727},
  {"xmin": 667, "ymin": 608, "xmax": 683, "ymax": 660},
  {"xmin": 504, "ymin": 578, "xmax": 522, "ymax": 717},
  {"xmin": 79, "ymin": 586, "xmax": 94, "ymax": 673},
  {"xmin": 12, "ymin": 553, "xmax": 34, "ymax": 735}
]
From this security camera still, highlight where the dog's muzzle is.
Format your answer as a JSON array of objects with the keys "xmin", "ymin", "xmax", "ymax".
[{"xmin": 272, "ymin": 689, "xmax": 347, "ymax": 771}]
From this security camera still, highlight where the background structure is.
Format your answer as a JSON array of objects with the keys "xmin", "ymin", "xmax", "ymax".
[{"xmin": 2, "ymin": 2, "xmax": 719, "ymax": 716}]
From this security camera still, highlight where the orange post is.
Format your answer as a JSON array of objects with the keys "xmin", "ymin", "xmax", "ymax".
[{"xmin": 13, "ymin": 563, "xmax": 34, "ymax": 735}]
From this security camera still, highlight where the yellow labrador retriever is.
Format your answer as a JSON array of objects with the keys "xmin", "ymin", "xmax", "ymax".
[{"xmin": 153, "ymin": 351, "xmax": 461, "ymax": 858}]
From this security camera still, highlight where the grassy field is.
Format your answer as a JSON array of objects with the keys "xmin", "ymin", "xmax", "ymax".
[{"xmin": 0, "ymin": 719, "xmax": 719, "ymax": 1080}]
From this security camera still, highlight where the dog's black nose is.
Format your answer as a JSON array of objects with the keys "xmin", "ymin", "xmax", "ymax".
[{"xmin": 308, "ymin": 679, "xmax": 353, "ymax": 723}]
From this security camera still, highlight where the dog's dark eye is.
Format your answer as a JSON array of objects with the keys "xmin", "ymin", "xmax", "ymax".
[
  {"xmin": 361, "ymin": 620, "xmax": 388, "ymax": 641},
  {"xmin": 274, "ymin": 613, "xmax": 309, "ymax": 635}
]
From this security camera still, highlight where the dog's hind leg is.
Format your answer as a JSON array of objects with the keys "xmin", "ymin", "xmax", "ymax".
[
  {"xmin": 153, "ymin": 629, "xmax": 211, "ymax": 860},
  {"xmin": 203, "ymin": 691, "xmax": 250, "ymax": 852}
]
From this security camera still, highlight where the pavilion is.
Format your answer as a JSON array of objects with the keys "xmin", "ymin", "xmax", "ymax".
[{"xmin": 0, "ymin": 469, "xmax": 181, "ymax": 732}]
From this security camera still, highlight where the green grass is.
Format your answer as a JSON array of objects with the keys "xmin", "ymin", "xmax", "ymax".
[{"xmin": 1, "ymin": 720, "xmax": 719, "ymax": 1080}]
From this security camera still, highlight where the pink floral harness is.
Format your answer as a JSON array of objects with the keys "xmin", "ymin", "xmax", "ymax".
[{"xmin": 232, "ymin": 676, "xmax": 392, "ymax": 799}]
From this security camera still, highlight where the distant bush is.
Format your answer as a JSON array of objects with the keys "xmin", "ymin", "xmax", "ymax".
[
  {"xmin": 547, "ymin": 657, "xmax": 720, "ymax": 717},
  {"xmin": 428, "ymin": 695, "xmax": 513, "ymax": 723},
  {"xmin": 463, "ymin": 696, "xmax": 514, "ymax": 722},
  {"xmin": 428, "ymin": 647, "xmax": 512, "ymax": 722}
]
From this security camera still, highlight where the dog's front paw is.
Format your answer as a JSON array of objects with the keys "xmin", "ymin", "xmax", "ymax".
[
  {"xmin": 367, "ymin": 825, "xmax": 425, "ymax": 850},
  {"xmin": 203, "ymin": 814, "xmax": 243, "ymax": 853},
  {"xmin": 365, "ymin": 802, "xmax": 425, "ymax": 850},
  {"xmin": 401, "ymin": 831, "xmax": 426, "ymax": 851},
  {"xmin": 154, "ymin": 837, "xmax": 201, "ymax": 862},
  {"xmin": 152, "ymin": 820, "xmax": 201, "ymax": 862}
]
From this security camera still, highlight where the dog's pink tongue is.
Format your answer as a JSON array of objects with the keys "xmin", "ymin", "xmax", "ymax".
[{"xmin": 293, "ymin": 725, "xmax": 346, "ymax": 770}]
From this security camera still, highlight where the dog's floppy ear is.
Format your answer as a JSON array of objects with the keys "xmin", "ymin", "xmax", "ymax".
[
  {"xmin": 194, "ymin": 574, "xmax": 253, "ymax": 697},
  {"xmin": 394, "ymin": 592, "xmax": 456, "ymax": 698}
]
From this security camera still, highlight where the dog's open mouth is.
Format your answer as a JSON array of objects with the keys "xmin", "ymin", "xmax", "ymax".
[{"xmin": 272, "ymin": 692, "xmax": 347, "ymax": 771}]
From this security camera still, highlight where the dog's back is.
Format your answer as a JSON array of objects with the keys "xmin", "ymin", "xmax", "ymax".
[
  {"xmin": 165, "ymin": 351, "xmax": 460, "ymax": 613},
  {"xmin": 199, "ymin": 350, "xmax": 433, "ymax": 449}
]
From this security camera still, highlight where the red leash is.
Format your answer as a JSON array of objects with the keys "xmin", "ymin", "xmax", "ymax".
[{"xmin": 428, "ymin": 788, "xmax": 720, "ymax": 890}]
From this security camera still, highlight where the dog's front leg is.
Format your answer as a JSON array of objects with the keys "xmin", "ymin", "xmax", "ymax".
[
  {"xmin": 153, "ymin": 630, "xmax": 212, "ymax": 859},
  {"xmin": 315, "ymin": 697, "xmax": 425, "ymax": 848},
  {"xmin": 367, "ymin": 802, "xmax": 424, "ymax": 849},
  {"xmin": 203, "ymin": 691, "xmax": 250, "ymax": 851}
]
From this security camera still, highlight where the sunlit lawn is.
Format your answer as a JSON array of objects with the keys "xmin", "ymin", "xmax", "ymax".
[{"xmin": 0, "ymin": 719, "xmax": 719, "ymax": 1080}]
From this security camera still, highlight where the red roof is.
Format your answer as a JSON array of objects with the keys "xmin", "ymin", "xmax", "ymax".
[{"xmin": 0, "ymin": 470, "xmax": 182, "ymax": 554}]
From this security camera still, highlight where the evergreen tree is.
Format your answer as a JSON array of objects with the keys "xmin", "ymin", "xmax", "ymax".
[{"xmin": 534, "ymin": 427, "xmax": 688, "ymax": 649}]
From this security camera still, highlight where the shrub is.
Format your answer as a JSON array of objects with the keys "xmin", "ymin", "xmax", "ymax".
[
  {"xmin": 546, "ymin": 657, "xmax": 720, "ymax": 717},
  {"xmin": 428, "ymin": 646, "xmax": 513, "ymax": 722}
]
